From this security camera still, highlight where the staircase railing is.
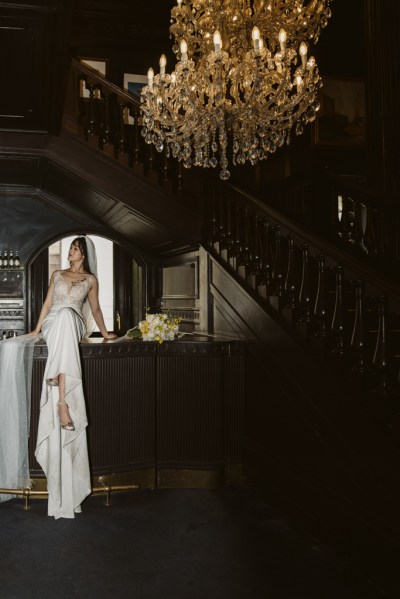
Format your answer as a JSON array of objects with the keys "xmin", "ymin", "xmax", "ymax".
[
  {"xmin": 63, "ymin": 59, "xmax": 184, "ymax": 194},
  {"xmin": 203, "ymin": 175, "xmax": 400, "ymax": 425}
]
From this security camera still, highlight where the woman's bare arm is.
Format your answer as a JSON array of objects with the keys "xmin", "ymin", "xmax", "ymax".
[{"xmin": 87, "ymin": 276, "xmax": 117, "ymax": 339}]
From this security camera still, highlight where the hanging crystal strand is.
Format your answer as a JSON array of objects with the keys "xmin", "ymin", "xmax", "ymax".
[
  {"xmin": 272, "ymin": 225, "xmax": 285, "ymax": 298},
  {"xmin": 219, "ymin": 125, "xmax": 230, "ymax": 180},
  {"xmin": 372, "ymin": 296, "xmax": 389, "ymax": 395},
  {"xmin": 284, "ymin": 233, "xmax": 296, "ymax": 310},
  {"xmin": 298, "ymin": 243, "xmax": 311, "ymax": 323},
  {"xmin": 313, "ymin": 253, "xmax": 328, "ymax": 337},
  {"xmin": 350, "ymin": 280, "xmax": 365, "ymax": 373},
  {"xmin": 331, "ymin": 266, "xmax": 345, "ymax": 356}
]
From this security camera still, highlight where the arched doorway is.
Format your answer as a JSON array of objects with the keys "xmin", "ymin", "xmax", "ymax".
[{"xmin": 28, "ymin": 233, "xmax": 145, "ymax": 336}]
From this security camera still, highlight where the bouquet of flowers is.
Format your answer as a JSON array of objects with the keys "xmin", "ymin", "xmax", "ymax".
[{"xmin": 126, "ymin": 312, "xmax": 182, "ymax": 344}]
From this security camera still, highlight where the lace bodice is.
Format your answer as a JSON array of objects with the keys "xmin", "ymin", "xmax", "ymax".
[{"xmin": 52, "ymin": 271, "xmax": 92, "ymax": 312}]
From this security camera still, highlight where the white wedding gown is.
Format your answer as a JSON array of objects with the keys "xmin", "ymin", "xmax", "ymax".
[{"xmin": 35, "ymin": 271, "xmax": 93, "ymax": 519}]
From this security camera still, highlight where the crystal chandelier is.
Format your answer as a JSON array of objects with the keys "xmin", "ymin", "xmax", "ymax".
[{"xmin": 141, "ymin": 0, "xmax": 332, "ymax": 180}]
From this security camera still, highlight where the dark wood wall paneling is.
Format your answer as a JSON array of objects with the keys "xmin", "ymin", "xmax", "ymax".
[{"xmin": 0, "ymin": 0, "xmax": 73, "ymax": 134}]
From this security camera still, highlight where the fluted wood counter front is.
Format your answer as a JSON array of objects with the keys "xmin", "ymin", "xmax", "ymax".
[{"xmin": 29, "ymin": 338, "xmax": 246, "ymax": 489}]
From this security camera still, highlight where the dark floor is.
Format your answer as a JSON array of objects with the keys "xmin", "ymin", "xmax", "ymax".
[{"xmin": 0, "ymin": 487, "xmax": 383, "ymax": 599}]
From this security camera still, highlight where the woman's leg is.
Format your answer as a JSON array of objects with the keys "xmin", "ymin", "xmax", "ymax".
[{"xmin": 57, "ymin": 373, "xmax": 73, "ymax": 427}]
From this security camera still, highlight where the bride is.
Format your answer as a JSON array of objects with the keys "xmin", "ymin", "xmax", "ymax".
[{"xmin": 28, "ymin": 235, "xmax": 117, "ymax": 519}]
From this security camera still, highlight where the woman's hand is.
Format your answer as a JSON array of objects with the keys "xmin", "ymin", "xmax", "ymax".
[
  {"xmin": 27, "ymin": 331, "xmax": 40, "ymax": 337},
  {"xmin": 103, "ymin": 332, "xmax": 118, "ymax": 340}
]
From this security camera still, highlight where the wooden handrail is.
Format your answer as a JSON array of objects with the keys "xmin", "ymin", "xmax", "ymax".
[{"xmin": 70, "ymin": 58, "xmax": 140, "ymax": 107}]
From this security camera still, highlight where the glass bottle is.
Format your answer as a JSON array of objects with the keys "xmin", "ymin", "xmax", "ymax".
[
  {"xmin": 0, "ymin": 251, "xmax": 3, "ymax": 268},
  {"xmin": 8, "ymin": 250, "xmax": 14, "ymax": 268},
  {"xmin": 14, "ymin": 252, "xmax": 21, "ymax": 268},
  {"xmin": 3, "ymin": 250, "xmax": 8, "ymax": 268}
]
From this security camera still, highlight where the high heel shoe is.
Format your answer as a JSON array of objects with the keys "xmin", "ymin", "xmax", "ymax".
[{"xmin": 57, "ymin": 400, "xmax": 75, "ymax": 431}]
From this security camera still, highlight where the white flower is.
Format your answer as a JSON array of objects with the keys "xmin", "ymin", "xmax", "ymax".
[{"xmin": 137, "ymin": 312, "xmax": 182, "ymax": 344}]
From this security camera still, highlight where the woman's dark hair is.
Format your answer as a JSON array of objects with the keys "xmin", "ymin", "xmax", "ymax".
[{"xmin": 71, "ymin": 236, "xmax": 92, "ymax": 274}]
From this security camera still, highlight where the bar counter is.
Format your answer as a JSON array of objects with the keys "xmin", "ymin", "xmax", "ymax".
[{"xmin": 29, "ymin": 337, "xmax": 246, "ymax": 489}]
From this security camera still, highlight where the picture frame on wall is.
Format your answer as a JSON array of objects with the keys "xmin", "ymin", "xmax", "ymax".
[
  {"xmin": 79, "ymin": 58, "xmax": 109, "ymax": 78},
  {"xmin": 313, "ymin": 77, "xmax": 366, "ymax": 146},
  {"xmin": 123, "ymin": 73, "xmax": 148, "ymax": 97}
]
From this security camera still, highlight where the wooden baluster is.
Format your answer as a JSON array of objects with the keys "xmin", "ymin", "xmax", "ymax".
[
  {"xmin": 284, "ymin": 233, "xmax": 296, "ymax": 310},
  {"xmin": 217, "ymin": 193, "xmax": 226, "ymax": 251},
  {"xmin": 350, "ymin": 280, "xmax": 365, "ymax": 372},
  {"xmin": 251, "ymin": 215, "xmax": 262, "ymax": 277},
  {"xmin": 84, "ymin": 84, "xmax": 97, "ymax": 138},
  {"xmin": 260, "ymin": 219, "xmax": 273, "ymax": 286},
  {"xmin": 237, "ymin": 208, "xmax": 250, "ymax": 270},
  {"xmin": 248, "ymin": 215, "xmax": 261, "ymax": 290},
  {"xmin": 372, "ymin": 296, "xmax": 389, "ymax": 394},
  {"xmin": 331, "ymin": 266, "xmax": 345, "ymax": 356},
  {"xmin": 336, "ymin": 193, "xmax": 344, "ymax": 239},
  {"xmin": 223, "ymin": 199, "xmax": 233, "ymax": 259},
  {"xmin": 114, "ymin": 102, "xmax": 127, "ymax": 160},
  {"xmin": 229, "ymin": 201, "xmax": 242, "ymax": 270},
  {"xmin": 298, "ymin": 243, "xmax": 311, "ymax": 323},
  {"xmin": 341, "ymin": 196, "xmax": 353, "ymax": 244},
  {"xmin": 313, "ymin": 254, "xmax": 328, "ymax": 337},
  {"xmin": 99, "ymin": 92, "xmax": 112, "ymax": 151},
  {"xmin": 210, "ymin": 188, "xmax": 218, "ymax": 244},
  {"xmin": 272, "ymin": 225, "xmax": 285, "ymax": 298},
  {"xmin": 132, "ymin": 110, "xmax": 141, "ymax": 165},
  {"xmin": 353, "ymin": 199, "xmax": 364, "ymax": 250}
]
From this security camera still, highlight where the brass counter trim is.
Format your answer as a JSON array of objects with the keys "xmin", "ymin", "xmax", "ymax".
[
  {"xmin": 1, "ymin": 464, "xmax": 244, "ymax": 510},
  {"xmin": 0, "ymin": 482, "xmax": 139, "ymax": 511}
]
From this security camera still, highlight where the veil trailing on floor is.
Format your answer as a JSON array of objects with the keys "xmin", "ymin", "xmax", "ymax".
[{"xmin": 0, "ymin": 334, "xmax": 39, "ymax": 501}]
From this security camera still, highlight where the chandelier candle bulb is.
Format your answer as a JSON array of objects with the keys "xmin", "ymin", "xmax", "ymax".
[
  {"xmin": 299, "ymin": 41, "xmax": 308, "ymax": 67},
  {"xmin": 213, "ymin": 30, "xmax": 222, "ymax": 53},
  {"xmin": 159, "ymin": 54, "xmax": 167, "ymax": 75},
  {"xmin": 180, "ymin": 39, "xmax": 188, "ymax": 62},
  {"xmin": 147, "ymin": 67, "xmax": 154, "ymax": 90},
  {"xmin": 252, "ymin": 26, "xmax": 261, "ymax": 51},
  {"xmin": 278, "ymin": 28, "xmax": 286, "ymax": 53}
]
